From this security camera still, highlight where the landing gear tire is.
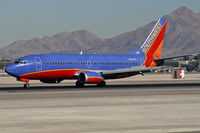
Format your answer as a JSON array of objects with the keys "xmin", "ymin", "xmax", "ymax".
[
  {"xmin": 76, "ymin": 81, "xmax": 84, "ymax": 87},
  {"xmin": 97, "ymin": 81, "xmax": 106, "ymax": 87},
  {"xmin": 24, "ymin": 82, "xmax": 30, "ymax": 88}
]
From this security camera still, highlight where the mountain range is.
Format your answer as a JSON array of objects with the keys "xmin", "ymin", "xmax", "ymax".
[{"xmin": 0, "ymin": 6, "xmax": 200, "ymax": 59}]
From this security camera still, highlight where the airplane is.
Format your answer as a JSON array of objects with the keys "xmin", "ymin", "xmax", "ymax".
[{"xmin": 6, "ymin": 17, "xmax": 169, "ymax": 88}]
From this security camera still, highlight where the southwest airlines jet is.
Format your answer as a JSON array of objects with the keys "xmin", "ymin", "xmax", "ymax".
[{"xmin": 6, "ymin": 18, "xmax": 168, "ymax": 88}]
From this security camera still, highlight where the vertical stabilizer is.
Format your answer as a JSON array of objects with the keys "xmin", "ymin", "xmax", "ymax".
[{"xmin": 140, "ymin": 17, "xmax": 167, "ymax": 67}]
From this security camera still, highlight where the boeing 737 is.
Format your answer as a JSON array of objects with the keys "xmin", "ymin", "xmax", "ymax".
[{"xmin": 6, "ymin": 17, "xmax": 169, "ymax": 88}]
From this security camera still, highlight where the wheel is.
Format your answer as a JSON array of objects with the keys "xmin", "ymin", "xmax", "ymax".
[
  {"xmin": 76, "ymin": 81, "xmax": 84, "ymax": 87},
  {"xmin": 97, "ymin": 81, "xmax": 106, "ymax": 87},
  {"xmin": 24, "ymin": 83, "xmax": 30, "ymax": 88}
]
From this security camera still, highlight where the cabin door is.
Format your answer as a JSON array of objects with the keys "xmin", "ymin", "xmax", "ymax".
[
  {"xmin": 140, "ymin": 57, "xmax": 145, "ymax": 65},
  {"xmin": 87, "ymin": 61, "xmax": 91, "ymax": 69},
  {"xmin": 34, "ymin": 57, "xmax": 42, "ymax": 70}
]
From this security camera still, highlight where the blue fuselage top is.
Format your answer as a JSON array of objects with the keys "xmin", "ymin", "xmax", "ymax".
[{"xmin": 7, "ymin": 52, "xmax": 146, "ymax": 78}]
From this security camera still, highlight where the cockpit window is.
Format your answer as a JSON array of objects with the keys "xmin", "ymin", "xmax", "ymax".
[
  {"xmin": 19, "ymin": 61, "xmax": 27, "ymax": 64},
  {"xmin": 14, "ymin": 61, "xmax": 20, "ymax": 64},
  {"xmin": 15, "ymin": 60, "xmax": 27, "ymax": 64}
]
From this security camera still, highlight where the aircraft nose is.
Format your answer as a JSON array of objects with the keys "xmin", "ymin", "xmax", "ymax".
[{"xmin": 5, "ymin": 65, "xmax": 17, "ymax": 77}]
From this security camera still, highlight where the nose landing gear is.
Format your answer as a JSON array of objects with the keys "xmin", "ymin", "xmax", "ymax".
[
  {"xmin": 24, "ymin": 82, "xmax": 30, "ymax": 88},
  {"xmin": 17, "ymin": 78, "xmax": 30, "ymax": 88}
]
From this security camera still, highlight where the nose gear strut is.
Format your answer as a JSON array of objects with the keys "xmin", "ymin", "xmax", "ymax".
[{"xmin": 17, "ymin": 78, "xmax": 30, "ymax": 88}]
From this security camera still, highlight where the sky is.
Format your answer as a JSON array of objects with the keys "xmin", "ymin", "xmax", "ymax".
[{"xmin": 0, "ymin": 0, "xmax": 200, "ymax": 48}]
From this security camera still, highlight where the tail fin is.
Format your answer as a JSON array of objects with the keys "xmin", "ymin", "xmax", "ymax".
[{"xmin": 140, "ymin": 17, "xmax": 167, "ymax": 67}]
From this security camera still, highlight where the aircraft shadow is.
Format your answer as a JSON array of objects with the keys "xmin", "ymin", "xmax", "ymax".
[{"xmin": 0, "ymin": 82, "xmax": 200, "ymax": 91}]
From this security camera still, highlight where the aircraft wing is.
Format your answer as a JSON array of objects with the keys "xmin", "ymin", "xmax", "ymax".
[
  {"xmin": 101, "ymin": 66, "xmax": 162, "ymax": 79},
  {"xmin": 154, "ymin": 54, "xmax": 198, "ymax": 62}
]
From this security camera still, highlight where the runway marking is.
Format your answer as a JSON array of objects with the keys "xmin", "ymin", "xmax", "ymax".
[{"xmin": 0, "ymin": 88, "xmax": 200, "ymax": 96}]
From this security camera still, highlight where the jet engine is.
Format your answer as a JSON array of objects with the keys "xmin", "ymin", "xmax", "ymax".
[{"xmin": 78, "ymin": 71, "xmax": 103, "ymax": 84}]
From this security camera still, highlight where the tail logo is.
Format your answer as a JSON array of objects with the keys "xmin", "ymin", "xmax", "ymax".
[{"xmin": 142, "ymin": 22, "xmax": 163, "ymax": 54}]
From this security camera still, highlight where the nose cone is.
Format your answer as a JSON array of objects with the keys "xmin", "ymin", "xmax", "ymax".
[{"xmin": 5, "ymin": 65, "xmax": 18, "ymax": 77}]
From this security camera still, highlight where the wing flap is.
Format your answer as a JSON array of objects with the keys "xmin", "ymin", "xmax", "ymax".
[{"xmin": 101, "ymin": 66, "xmax": 162, "ymax": 79}]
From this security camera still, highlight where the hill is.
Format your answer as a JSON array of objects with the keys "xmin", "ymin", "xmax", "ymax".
[
  {"xmin": 0, "ymin": 30, "xmax": 105, "ymax": 58},
  {"xmin": 88, "ymin": 6, "xmax": 200, "ymax": 56}
]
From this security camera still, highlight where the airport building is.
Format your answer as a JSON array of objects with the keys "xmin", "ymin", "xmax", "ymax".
[{"xmin": 0, "ymin": 59, "xmax": 13, "ymax": 70}]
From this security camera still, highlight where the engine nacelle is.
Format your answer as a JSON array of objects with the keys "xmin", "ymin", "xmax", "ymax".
[
  {"xmin": 78, "ymin": 71, "xmax": 103, "ymax": 83},
  {"xmin": 40, "ymin": 79, "xmax": 63, "ymax": 84}
]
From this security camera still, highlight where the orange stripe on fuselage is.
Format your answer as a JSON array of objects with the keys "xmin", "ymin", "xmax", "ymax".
[{"xmin": 19, "ymin": 69, "xmax": 90, "ymax": 79}]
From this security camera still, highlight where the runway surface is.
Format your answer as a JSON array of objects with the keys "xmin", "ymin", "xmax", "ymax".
[{"xmin": 0, "ymin": 73, "xmax": 200, "ymax": 133}]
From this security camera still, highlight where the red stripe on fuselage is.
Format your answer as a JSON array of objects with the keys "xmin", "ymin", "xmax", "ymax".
[{"xmin": 19, "ymin": 69, "xmax": 88, "ymax": 79}]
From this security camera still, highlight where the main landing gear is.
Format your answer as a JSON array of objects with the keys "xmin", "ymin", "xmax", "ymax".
[
  {"xmin": 24, "ymin": 82, "xmax": 30, "ymax": 88},
  {"xmin": 76, "ymin": 81, "xmax": 84, "ymax": 87},
  {"xmin": 75, "ymin": 80, "xmax": 106, "ymax": 87},
  {"xmin": 97, "ymin": 81, "xmax": 106, "ymax": 87}
]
